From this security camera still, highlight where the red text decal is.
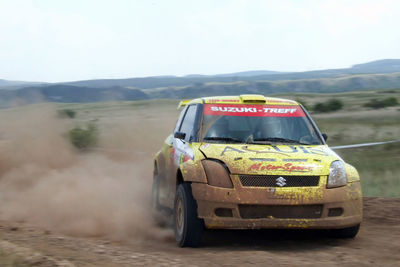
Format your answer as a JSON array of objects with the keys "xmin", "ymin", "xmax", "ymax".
[
  {"xmin": 203, "ymin": 104, "xmax": 305, "ymax": 117},
  {"xmin": 248, "ymin": 163, "xmax": 313, "ymax": 172}
]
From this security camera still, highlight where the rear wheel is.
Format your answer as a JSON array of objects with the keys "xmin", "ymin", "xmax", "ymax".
[
  {"xmin": 174, "ymin": 183, "xmax": 204, "ymax": 247},
  {"xmin": 329, "ymin": 224, "xmax": 360, "ymax": 238},
  {"xmin": 152, "ymin": 166, "xmax": 171, "ymax": 227}
]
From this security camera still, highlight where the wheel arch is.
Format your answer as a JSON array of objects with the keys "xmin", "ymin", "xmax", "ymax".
[{"xmin": 178, "ymin": 161, "xmax": 208, "ymax": 185}]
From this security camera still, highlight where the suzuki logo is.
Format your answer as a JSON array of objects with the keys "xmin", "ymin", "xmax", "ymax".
[{"xmin": 276, "ymin": 177, "xmax": 287, "ymax": 187}]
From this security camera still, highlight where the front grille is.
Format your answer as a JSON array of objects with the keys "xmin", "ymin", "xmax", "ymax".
[
  {"xmin": 239, "ymin": 175, "xmax": 320, "ymax": 187},
  {"xmin": 239, "ymin": 204, "xmax": 323, "ymax": 219}
]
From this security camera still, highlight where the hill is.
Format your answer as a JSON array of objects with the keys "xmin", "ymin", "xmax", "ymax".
[
  {"xmin": 59, "ymin": 59, "xmax": 400, "ymax": 89},
  {"xmin": 147, "ymin": 72, "xmax": 400, "ymax": 99},
  {"xmin": 0, "ymin": 79, "xmax": 44, "ymax": 89},
  {"xmin": 1, "ymin": 59, "xmax": 400, "ymax": 107},
  {"xmin": 352, "ymin": 59, "xmax": 400, "ymax": 72},
  {"xmin": 0, "ymin": 85, "xmax": 148, "ymax": 108}
]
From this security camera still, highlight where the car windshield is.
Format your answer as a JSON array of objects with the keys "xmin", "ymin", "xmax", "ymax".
[{"xmin": 200, "ymin": 103, "xmax": 322, "ymax": 145}]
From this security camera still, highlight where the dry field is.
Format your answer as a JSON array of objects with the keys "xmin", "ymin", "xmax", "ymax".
[{"xmin": 0, "ymin": 92, "xmax": 399, "ymax": 266}]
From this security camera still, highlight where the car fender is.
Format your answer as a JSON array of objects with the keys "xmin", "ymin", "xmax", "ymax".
[
  {"xmin": 180, "ymin": 144, "xmax": 207, "ymax": 184},
  {"xmin": 345, "ymin": 163, "xmax": 360, "ymax": 183}
]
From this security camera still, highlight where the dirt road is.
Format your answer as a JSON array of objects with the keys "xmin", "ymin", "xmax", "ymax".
[{"xmin": 0, "ymin": 197, "xmax": 399, "ymax": 266}]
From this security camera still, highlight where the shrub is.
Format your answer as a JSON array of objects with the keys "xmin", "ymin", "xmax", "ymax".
[
  {"xmin": 58, "ymin": 109, "xmax": 76, "ymax": 118},
  {"xmin": 69, "ymin": 123, "xmax": 98, "ymax": 149},
  {"xmin": 313, "ymin": 98, "xmax": 343, "ymax": 113},
  {"xmin": 364, "ymin": 97, "xmax": 398, "ymax": 109}
]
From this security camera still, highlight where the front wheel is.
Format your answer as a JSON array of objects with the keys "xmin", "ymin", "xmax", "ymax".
[{"xmin": 174, "ymin": 183, "xmax": 204, "ymax": 247}]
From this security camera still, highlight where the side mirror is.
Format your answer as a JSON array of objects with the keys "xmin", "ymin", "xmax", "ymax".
[
  {"xmin": 322, "ymin": 133, "xmax": 328, "ymax": 141},
  {"xmin": 174, "ymin": 131, "xmax": 186, "ymax": 140}
]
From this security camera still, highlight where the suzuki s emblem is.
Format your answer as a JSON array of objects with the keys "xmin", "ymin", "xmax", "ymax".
[{"xmin": 276, "ymin": 177, "xmax": 287, "ymax": 187}]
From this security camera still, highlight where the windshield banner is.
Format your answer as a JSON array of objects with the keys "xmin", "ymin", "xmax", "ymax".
[{"xmin": 203, "ymin": 104, "xmax": 305, "ymax": 117}]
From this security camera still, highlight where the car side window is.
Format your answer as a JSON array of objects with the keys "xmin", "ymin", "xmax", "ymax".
[
  {"xmin": 179, "ymin": 105, "xmax": 198, "ymax": 142},
  {"xmin": 174, "ymin": 106, "xmax": 188, "ymax": 133}
]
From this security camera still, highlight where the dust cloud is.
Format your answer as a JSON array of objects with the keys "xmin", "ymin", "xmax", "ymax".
[{"xmin": 0, "ymin": 104, "xmax": 171, "ymax": 241}]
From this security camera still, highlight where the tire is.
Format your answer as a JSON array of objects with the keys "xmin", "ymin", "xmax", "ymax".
[
  {"xmin": 152, "ymin": 167, "xmax": 171, "ymax": 227},
  {"xmin": 174, "ymin": 183, "xmax": 204, "ymax": 247},
  {"xmin": 329, "ymin": 224, "xmax": 360, "ymax": 238},
  {"xmin": 151, "ymin": 168, "xmax": 160, "ymax": 211}
]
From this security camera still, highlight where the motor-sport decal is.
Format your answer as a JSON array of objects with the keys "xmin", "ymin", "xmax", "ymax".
[
  {"xmin": 248, "ymin": 163, "xmax": 313, "ymax": 172},
  {"xmin": 172, "ymin": 138, "xmax": 194, "ymax": 166},
  {"xmin": 203, "ymin": 104, "xmax": 305, "ymax": 117},
  {"xmin": 220, "ymin": 145, "xmax": 329, "ymax": 157},
  {"xmin": 169, "ymin": 147, "xmax": 175, "ymax": 163}
]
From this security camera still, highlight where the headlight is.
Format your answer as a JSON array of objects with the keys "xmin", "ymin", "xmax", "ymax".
[
  {"xmin": 327, "ymin": 160, "xmax": 347, "ymax": 188},
  {"xmin": 202, "ymin": 160, "xmax": 233, "ymax": 188}
]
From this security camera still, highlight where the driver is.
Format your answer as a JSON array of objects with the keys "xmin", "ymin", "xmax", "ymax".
[
  {"xmin": 205, "ymin": 117, "xmax": 230, "ymax": 138},
  {"xmin": 256, "ymin": 118, "xmax": 282, "ymax": 139}
]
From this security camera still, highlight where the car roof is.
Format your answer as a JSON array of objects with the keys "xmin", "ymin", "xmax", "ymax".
[{"xmin": 178, "ymin": 94, "xmax": 299, "ymax": 108}]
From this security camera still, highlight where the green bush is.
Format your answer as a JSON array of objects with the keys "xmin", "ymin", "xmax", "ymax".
[
  {"xmin": 313, "ymin": 98, "xmax": 343, "ymax": 113},
  {"xmin": 364, "ymin": 97, "xmax": 398, "ymax": 109},
  {"xmin": 58, "ymin": 109, "xmax": 76, "ymax": 118},
  {"xmin": 69, "ymin": 123, "xmax": 98, "ymax": 149}
]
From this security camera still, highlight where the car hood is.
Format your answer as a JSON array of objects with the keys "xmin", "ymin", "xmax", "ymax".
[{"xmin": 199, "ymin": 143, "xmax": 340, "ymax": 176}]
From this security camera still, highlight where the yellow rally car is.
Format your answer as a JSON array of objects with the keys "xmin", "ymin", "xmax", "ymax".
[{"xmin": 152, "ymin": 94, "xmax": 362, "ymax": 247}]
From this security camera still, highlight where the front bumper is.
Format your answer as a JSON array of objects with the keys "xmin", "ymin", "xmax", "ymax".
[{"xmin": 191, "ymin": 175, "xmax": 362, "ymax": 229}]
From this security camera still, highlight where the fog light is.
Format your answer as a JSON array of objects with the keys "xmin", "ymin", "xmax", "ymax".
[
  {"xmin": 328, "ymin": 208, "xmax": 344, "ymax": 217},
  {"xmin": 215, "ymin": 208, "xmax": 233, "ymax": 217}
]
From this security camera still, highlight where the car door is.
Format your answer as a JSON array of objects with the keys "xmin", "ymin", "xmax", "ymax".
[
  {"xmin": 167, "ymin": 104, "xmax": 199, "ymax": 205},
  {"xmin": 157, "ymin": 105, "xmax": 188, "ymax": 205}
]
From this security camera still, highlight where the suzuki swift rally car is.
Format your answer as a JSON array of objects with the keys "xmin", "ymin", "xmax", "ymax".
[{"xmin": 152, "ymin": 94, "xmax": 362, "ymax": 247}]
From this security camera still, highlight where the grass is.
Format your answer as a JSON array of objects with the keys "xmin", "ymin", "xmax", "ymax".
[
  {"xmin": 337, "ymin": 146, "xmax": 400, "ymax": 197},
  {"xmin": 299, "ymin": 91, "xmax": 399, "ymax": 197}
]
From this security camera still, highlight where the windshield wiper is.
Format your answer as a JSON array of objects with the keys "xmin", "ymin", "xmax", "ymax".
[
  {"xmin": 246, "ymin": 139, "xmax": 273, "ymax": 145},
  {"xmin": 203, "ymin": 137, "xmax": 243, "ymax": 143},
  {"xmin": 253, "ymin": 137, "xmax": 308, "ymax": 145}
]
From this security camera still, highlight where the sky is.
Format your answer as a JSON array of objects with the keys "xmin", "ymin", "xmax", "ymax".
[{"xmin": 1, "ymin": 0, "xmax": 400, "ymax": 83}]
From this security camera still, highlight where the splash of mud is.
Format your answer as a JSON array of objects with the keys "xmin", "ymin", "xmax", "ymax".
[{"xmin": 0, "ymin": 104, "xmax": 170, "ymax": 241}]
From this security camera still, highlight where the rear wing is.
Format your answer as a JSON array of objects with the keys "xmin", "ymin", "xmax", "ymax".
[{"xmin": 177, "ymin": 99, "xmax": 192, "ymax": 109}]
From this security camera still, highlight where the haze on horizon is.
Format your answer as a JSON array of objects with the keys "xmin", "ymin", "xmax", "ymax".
[{"xmin": 1, "ymin": 0, "xmax": 400, "ymax": 83}]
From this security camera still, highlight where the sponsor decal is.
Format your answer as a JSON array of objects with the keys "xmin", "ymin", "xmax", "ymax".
[
  {"xmin": 170, "ymin": 147, "xmax": 175, "ymax": 162},
  {"xmin": 207, "ymin": 99, "xmax": 240, "ymax": 103},
  {"xmin": 282, "ymin": 158, "xmax": 308, "ymax": 162},
  {"xmin": 173, "ymin": 139, "xmax": 194, "ymax": 165},
  {"xmin": 179, "ymin": 153, "xmax": 191, "ymax": 164},
  {"xmin": 248, "ymin": 163, "xmax": 313, "ymax": 172},
  {"xmin": 266, "ymin": 99, "xmax": 295, "ymax": 104},
  {"xmin": 220, "ymin": 146, "xmax": 246, "ymax": 156},
  {"xmin": 220, "ymin": 145, "xmax": 329, "ymax": 157},
  {"xmin": 204, "ymin": 104, "xmax": 305, "ymax": 117},
  {"xmin": 201, "ymin": 143, "xmax": 211, "ymax": 149},
  {"xmin": 249, "ymin": 158, "xmax": 277, "ymax": 162}
]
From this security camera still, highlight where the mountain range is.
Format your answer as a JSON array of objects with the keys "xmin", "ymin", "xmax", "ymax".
[{"xmin": 1, "ymin": 59, "xmax": 400, "ymax": 107}]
